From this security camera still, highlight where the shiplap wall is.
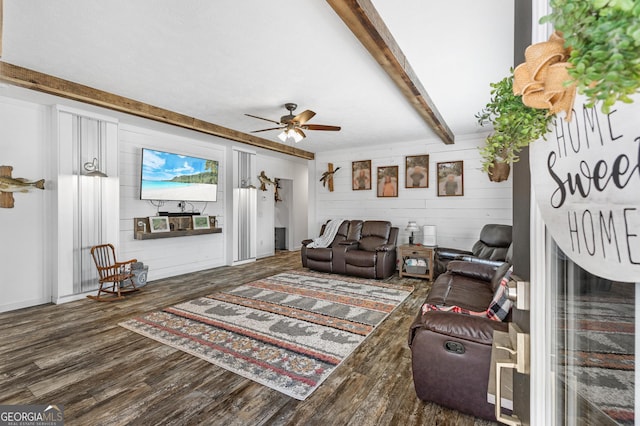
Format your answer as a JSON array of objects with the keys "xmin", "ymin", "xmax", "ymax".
[
  {"xmin": 118, "ymin": 124, "xmax": 227, "ymax": 281},
  {"xmin": 311, "ymin": 134, "xmax": 513, "ymax": 251}
]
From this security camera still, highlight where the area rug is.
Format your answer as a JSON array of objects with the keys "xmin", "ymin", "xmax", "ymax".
[{"xmin": 120, "ymin": 270, "xmax": 412, "ymax": 400}]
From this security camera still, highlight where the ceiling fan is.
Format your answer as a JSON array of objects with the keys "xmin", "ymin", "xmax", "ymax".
[{"xmin": 245, "ymin": 103, "xmax": 341, "ymax": 143}]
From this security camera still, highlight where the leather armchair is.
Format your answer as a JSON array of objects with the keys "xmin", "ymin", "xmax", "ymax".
[
  {"xmin": 436, "ymin": 224, "xmax": 512, "ymax": 276},
  {"xmin": 343, "ymin": 221, "xmax": 398, "ymax": 279}
]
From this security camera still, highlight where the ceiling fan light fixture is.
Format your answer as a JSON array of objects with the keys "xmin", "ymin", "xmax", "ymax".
[
  {"xmin": 291, "ymin": 129, "xmax": 304, "ymax": 143},
  {"xmin": 247, "ymin": 103, "xmax": 337, "ymax": 143},
  {"xmin": 278, "ymin": 128, "xmax": 304, "ymax": 143}
]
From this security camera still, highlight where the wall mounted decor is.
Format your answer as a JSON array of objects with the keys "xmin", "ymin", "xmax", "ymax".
[
  {"xmin": 405, "ymin": 155, "xmax": 429, "ymax": 188},
  {"xmin": 320, "ymin": 163, "xmax": 340, "ymax": 192},
  {"xmin": 437, "ymin": 161, "xmax": 464, "ymax": 197},
  {"xmin": 274, "ymin": 178, "xmax": 282, "ymax": 202},
  {"xmin": 377, "ymin": 165, "xmax": 398, "ymax": 198},
  {"xmin": 0, "ymin": 165, "xmax": 45, "ymax": 208},
  {"xmin": 352, "ymin": 160, "xmax": 371, "ymax": 191},
  {"xmin": 258, "ymin": 171, "xmax": 275, "ymax": 191}
]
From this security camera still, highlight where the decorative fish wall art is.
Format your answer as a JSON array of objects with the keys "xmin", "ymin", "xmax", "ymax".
[{"xmin": 0, "ymin": 165, "xmax": 45, "ymax": 208}]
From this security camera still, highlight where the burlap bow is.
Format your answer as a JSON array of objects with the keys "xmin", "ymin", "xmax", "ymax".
[{"xmin": 513, "ymin": 32, "xmax": 577, "ymax": 121}]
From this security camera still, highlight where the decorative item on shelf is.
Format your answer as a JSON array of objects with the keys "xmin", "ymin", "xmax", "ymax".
[
  {"xmin": 320, "ymin": 163, "xmax": 340, "ymax": 192},
  {"xmin": 209, "ymin": 216, "xmax": 218, "ymax": 228},
  {"xmin": 192, "ymin": 215, "xmax": 210, "ymax": 230},
  {"xmin": 258, "ymin": 171, "xmax": 275, "ymax": 191},
  {"xmin": 240, "ymin": 178, "xmax": 256, "ymax": 189},
  {"xmin": 405, "ymin": 221, "xmax": 420, "ymax": 245},
  {"xmin": 83, "ymin": 157, "xmax": 108, "ymax": 178},
  {"xmin": 422, "ymin": 225, "xmax": 437, "ymax": 246},
  {"xmin": 149, "ymin": 216, "xmax": 170, "ymax": 233},
  {"xmin": 476, "ymin": 69, "xmax": 553, "ymax": 182},
  {"xmin": 0, "ymin": 165, "xmax": 45, "ymax": 208}
]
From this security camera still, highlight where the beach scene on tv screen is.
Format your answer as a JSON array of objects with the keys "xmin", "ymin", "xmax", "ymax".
[{"xmin": 141, "ymin": 149, "xmax": 218, "ymax": 201}]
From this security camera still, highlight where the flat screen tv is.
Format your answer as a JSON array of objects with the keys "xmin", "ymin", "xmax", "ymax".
[{"xmin": 140, "ymin": 148, "xmax": 219, "ymax": 202}]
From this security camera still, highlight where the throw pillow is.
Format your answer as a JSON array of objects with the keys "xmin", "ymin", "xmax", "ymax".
[{"xmin": 486, "ymin": 266, "xmax": 514, "ymax": 321}]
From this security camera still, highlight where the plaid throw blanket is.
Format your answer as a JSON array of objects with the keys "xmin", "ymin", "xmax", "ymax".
[{"xmin": 307, "ymin": 219, "xmax": 345, "ymax": 248}]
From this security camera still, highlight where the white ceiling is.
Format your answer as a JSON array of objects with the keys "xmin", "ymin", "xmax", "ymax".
[{"xmin": 1, "ymin": 0, "xmax": 514, "ymax": 153}]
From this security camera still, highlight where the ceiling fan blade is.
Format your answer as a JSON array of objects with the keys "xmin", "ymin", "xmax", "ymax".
[
  {"xmin": 244, "ymin": 113, "xmax": 282, "ymax": 125},
  {"xmin": 302, "ymin": 124, "xmax": 341, "ymax": 131},
  {"xmin": 250, "ymin": 126, "xmax": 285, "ymax": 133},
  {"xmin": 293, "ymin": 109, "xmax": 316, "ymax": 125},
  {"xmin": 293, "ymin": 128, "xmax": 306, "ymax": 138}
]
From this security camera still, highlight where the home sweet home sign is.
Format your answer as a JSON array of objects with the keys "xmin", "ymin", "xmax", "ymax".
[{"xmin": 530, "ymin": 95, "xmax": 640, "ymax": 282}]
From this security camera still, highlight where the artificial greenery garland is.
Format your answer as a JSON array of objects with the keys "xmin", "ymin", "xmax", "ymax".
[{"xmin": 541, "ymin": 0, "xmax": 640, "ymax": 113}]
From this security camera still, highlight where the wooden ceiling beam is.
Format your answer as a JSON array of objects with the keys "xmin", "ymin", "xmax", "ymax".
[
  {"xmin": 0, "ymin": 61, "xmax": 315, "ymax": 160},
  {"xmin": 327, "ymin": 0, "xmax": 455, "ymax": 145}
]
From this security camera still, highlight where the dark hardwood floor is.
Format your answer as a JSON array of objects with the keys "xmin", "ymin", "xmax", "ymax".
[{"xmin": 0, "ymin": 251, "xmax": 496, "ymax": 425}]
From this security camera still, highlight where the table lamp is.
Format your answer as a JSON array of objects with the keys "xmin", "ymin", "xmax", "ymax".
[{"xmin": 405, "ymin": 221, "xmax": 420, "ymax": 245}]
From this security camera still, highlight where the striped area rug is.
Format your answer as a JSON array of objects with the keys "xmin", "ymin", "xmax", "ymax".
[{"xmin": 120, "ymin": 270, "xmax": 412, "ymax": 400}]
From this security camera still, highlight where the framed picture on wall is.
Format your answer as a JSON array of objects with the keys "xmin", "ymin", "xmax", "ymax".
[
  {"xmin": 193, "ymin": 215, "xmax": 210, "ymax": 230},
  {"xmin": 437, "ymin": 161, "xmax": 464, "ymax": 197},
  {"xmin": 149, "ymin": 216, "xmax": 170, "ymax": 233},
  {"xmin": 352, "ymin": 160, "xmax": 372, "ymax": 190},
  {"xmin": 377, "ymin": 165, "xmax": 398, "ymax": 197},
  {"xmin": 405, "ymin": 155, "xmax": 429, "ymax": 188}
]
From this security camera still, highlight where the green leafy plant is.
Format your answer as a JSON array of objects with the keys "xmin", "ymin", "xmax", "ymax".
[
  {"xmin": 540, "ymin": 0, "xmax": 640, "ymax": 113},
  {"xmin": 476, "ymin": 71, "xmax": 554, "ymax": 175}
]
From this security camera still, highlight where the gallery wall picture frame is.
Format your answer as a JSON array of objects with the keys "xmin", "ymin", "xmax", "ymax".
[
  {"xmin": 352, "ymin": 160, "xmax": 372, "ymax": 190},
  {"xmin": 149, "ymin": 216, "xmax": 170, "ymax": 233},
  {"xmin": 405, "ymin": 155, "xmax": 429, "ymax": 188},
  {"xmin": 377, "ymin": 165, "xmax": 399, "ymax": 197},
  {"xmin": 437, "ymin": 161, "xmax": 464, "ymax": 197},
  {"xmin": 193, "ymin": 215, "xmax": 211, "ymax": 230}
]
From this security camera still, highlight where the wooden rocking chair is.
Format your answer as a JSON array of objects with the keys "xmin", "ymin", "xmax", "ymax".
[{"xmin": 88, "ymin": 243, "xmax": 139, "ymax": 301}]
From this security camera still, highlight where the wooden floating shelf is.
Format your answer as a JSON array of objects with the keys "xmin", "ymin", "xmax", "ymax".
[{"xmin": 133, "ymin": 216, "xmax": 221, "ymax": 240}]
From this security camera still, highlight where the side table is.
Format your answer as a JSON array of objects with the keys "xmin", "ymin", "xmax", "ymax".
[{"xmin": 398, "ymin": 244, "xmax": 436, "ymax": 281}]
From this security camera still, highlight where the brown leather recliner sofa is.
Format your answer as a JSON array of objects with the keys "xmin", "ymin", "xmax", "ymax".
[
  {"xmin": 435, "ymin": 224, "xmax": 513, "ymax": 277},
  {"xmin": 301, "ymin": 220, "xmax": 398, "ymax": 279},
  {"xmin": 408, "ymin": 260, "xmax": 512, "ymax": 421}
]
